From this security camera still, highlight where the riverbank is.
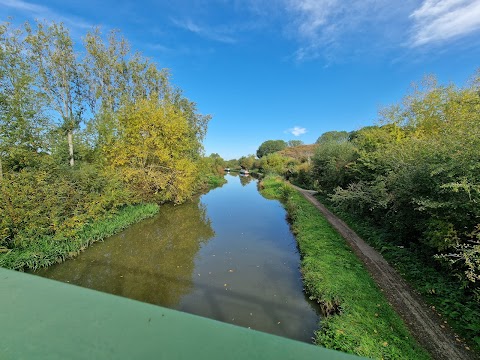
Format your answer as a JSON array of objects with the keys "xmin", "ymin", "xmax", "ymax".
[
  {"xmin": 312, "ymin": 191, "xmax": 479, "ymax": 356},
  {"xmin": 0, "ymin": 171, "xmax": 229, "ymax": 273},
  {"xmin": 0, "ymin": 203, "xmax": 159, "ymax": 271},
  {"xmin": 259, "ymin": 176, "xmax": 430, "ymax": 359},
  {"xmin": 204, "ymin": 174, "xmax": 228, "ymax": 189}
]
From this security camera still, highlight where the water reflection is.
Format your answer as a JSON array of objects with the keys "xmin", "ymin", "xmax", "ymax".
[
  {"xmin": 239, "ymin": 173, "xmax": 253, "ymax": 186},
  {"xmin": 35, "ymin": 174, "xmax": 320, "ymax": 342},
  {"xmin": 35, "ymin": 198, "xmax": 214, "ymax": 308}
]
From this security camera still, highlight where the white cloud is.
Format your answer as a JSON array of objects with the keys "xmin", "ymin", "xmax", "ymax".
[
  {"xmin": 171, "ymin": 18, "xmax": 237, "ymax": 43},
  {"xmin": 287, "ymin": 0, "xmax": 338, "ymax": 39},
  {"xmin": 409, "ymin": 0, "xmax": 480, "ymax": 46},
  {"xmin": 287, "ymin": 126, "xmax": 307, "ymax": 136},
  {"xmin": 0, "ymin": 0, "xmax": 46, "ymax": 13},
  {"xmin": 0, "ymin": 0, "xmax": 92, "ymax": 29},
  {"xmin": 283, "ymin": 0, "xmax": 413, "ymax": 61}
]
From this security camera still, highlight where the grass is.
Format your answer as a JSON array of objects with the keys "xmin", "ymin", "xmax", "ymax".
[
  {"xmin": 205, "ymin": 174, "xmax": 227, "ymax": 189},
  {"xmin": 0, "ymin": 203, "xmax": 159, "ymax": 271},
  {"xmin": 314, "ymin": 193, "xmax": 480, "ymax": 353},
  {"xmin": 0, "ymin": 173, "xmax": 224, "ymax": 272},
  {"xmin": 260, "ymin": 176, "xmax": 430, "ymax": 359}
]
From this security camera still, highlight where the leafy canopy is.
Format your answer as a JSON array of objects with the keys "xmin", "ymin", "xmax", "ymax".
[{"xmin": 256, "ymin": 139, "xmax": 287, "ymax": 158}]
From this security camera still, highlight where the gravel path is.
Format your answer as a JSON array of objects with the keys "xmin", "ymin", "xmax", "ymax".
[{"xmin": 292, "ymin": 185, "xmax": 476, "ymax": 360}]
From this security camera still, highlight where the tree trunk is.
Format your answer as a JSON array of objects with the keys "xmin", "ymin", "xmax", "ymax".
[{"xmin": 68, "ymin": 130, "xmax": 74, "ymax": 166}]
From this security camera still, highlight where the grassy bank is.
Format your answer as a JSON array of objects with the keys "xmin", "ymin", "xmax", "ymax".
[
  {"xmin": 260, "ymin": 176, "xmax": 430, "ymax": 359},
  {"xmin": 205, "ymin": 174, "xmax": 227, "ymax": 189},
  {"xmin": 0, "ymin": 203, "xmax": 159, "ymax": 271},
  {"xmin": 314, "ymin": 193, "xmax": 480, "ymax": 353}
]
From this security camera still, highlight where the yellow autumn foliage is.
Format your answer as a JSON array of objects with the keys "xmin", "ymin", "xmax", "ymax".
[{"xmin": 104, "ymin": 98, "xmax": 199, "ymax": 203}]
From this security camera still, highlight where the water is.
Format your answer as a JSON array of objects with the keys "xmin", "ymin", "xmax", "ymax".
[{"xmin": 35, "ymin": 174, "xmax": 320, "ymax": 342}]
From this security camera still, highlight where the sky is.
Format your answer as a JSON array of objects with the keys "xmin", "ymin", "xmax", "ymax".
[{"xmin": 1, "ymin": 0, "xmax": 480, "ymax": 159}]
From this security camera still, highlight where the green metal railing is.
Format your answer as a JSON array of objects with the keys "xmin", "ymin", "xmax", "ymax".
[{"xmin": 0, "ymin": 268, "xmax": 363, "ymax": 359}]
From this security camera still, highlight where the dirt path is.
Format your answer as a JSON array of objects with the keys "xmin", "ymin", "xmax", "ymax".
[{"xmin": 292, "ymin": 185, "xmax": 476, "ymax": 360}]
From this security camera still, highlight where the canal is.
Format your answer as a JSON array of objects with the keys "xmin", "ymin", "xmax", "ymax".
[{"xmin": 35, "ymin": 174, "xmax": 320, "ymax": 342}]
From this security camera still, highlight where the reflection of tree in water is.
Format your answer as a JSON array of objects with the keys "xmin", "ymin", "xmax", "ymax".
[
  {"xmin": 36, "ymin": 197, "xmax": 214, "ymax": 308},
  {"xmin": 239, "ymin": 174, "xmax": 253, "ymax": 186}
]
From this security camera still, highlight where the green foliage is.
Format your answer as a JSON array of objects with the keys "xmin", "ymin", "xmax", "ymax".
[
  {"xmin": 316, "ymin": 131, "xmax": 349, "ymax": 144},
  {"xmin": 238, "ymin": 154, "xmax": 255, "ymax": 169},
  {"xmin": 311, "ymin": 141, "xmax": 358, "ymax": 193},
  {"xmin": 260, "ymin": 177, "xmax": 430, "ymax": 359},
  {"xmin": 103, "ymin": 98, "xmax": 201, "ymax": 204},
  {"xmin": 0, "ymin": 22, "xmax": 50, "ymax": 174},
  {"xmin": 0, "ymin": 20, "xmax": 211, "ymax": 269},
  {"xmin": 0, "ymin": 164, "xmax": 132, "ymax": 249},
  {"xmin": 308, "ymin": 72, "xmax": 480, "ymax": 290},
  {"xmin": 224, "ymin": 158, "xmax": 239, "ymax": 169},
  {"xmin": 287, "ymin": 139, "xmax": 304, "ymax": 147},
  {"xmin": 199, "ymin": 153, "xmax": 225, "ymax": 175},
  {"xmin": 318, "ymin": 196, "xmax": 480, "ymax": 351},
  {"xmin": 278, "ymin": 144, "xmax": 318, "ymax": 162},
  {"xmin": 196, "ymin": 154, "xmax": 227, "ymax": 190},
  {"xmin": 256, "ymin": 139, "xmax": 287, "ymax": 158},
  {"xmin": 25, "ymin": 20, "xmax": 87, "ymax": 167},
  {"xmin": 288, "ymin": 162, "xmax": 315, "ymax": 188},
  {"xmin": 258, "ymin": 153, "xmax": 298, "ymax": 176},
  {"xmin": 205, "ymin": 174, "xmax": 227, "ymax": 189},
  {"xmin": 0, "ymin": 203, "xmax": 158, "ymax": 270},
  {"xmin": 437, "ymin": 226, "xmax": 480, "ymax": 285},
  {"xmin": 300, "ymin": 71, "xmax": 480, "ymax": 352}
]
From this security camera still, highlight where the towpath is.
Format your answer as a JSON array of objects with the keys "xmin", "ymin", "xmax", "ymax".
[{"xmin": 292, "ymin": 185, "xmax": 476, "ymax": 360}]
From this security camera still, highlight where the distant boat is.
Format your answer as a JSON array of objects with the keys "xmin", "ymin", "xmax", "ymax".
[
  {"xmin": 240, "ymin": 169, "xmax": 249, "ymax": 175},
  {"xmin": 225, "ymin": 168, "xmax": 230, "ymax": 172}
]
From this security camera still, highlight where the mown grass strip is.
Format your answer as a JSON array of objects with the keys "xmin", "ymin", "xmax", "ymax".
[
  {"xmin": 260, "ymin": 176, "xmax": 430, "ymax": 359},
  {"xmin": 0, "ymin": 203, "xmax": 159, "ymax": 271}
]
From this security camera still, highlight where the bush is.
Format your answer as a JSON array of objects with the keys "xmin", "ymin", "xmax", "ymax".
[{"xmin": 0, "ymin": 164, "xmax": 132, "ymax": 249}]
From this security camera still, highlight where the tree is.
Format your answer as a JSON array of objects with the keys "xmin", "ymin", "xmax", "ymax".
[
  {"xmin": 312, "ymin": 141, "xmax": 358, "ymax": 192},
  {"xmin": 287, "ymin": 140, "xmax": 304, "ymax": 147},
  {"xmin": 0, "ymin": 22, "xmax": 49, "ymax": 175},
  {"xmin": 103, "ymin": 97, "xmax": 202, "ymax": 203},
  {"xmin": 316, "ymin": 131, "xmax": 349, "ymax": 144},
  {"xmin": 259, "ymin": 153, "xmax": 296, "ymax": 175},
  {"xmin": 327, "ymin": 73, "xmax": 480, "ymax": 286},
  {"xmin": 199, "ymin": 153, "xmax": 225, "ymax": 177},
  {"xmin": 83, "ymin": 28, "xmax": 131, "ymax": 119},
  {"xmin": 84, "ymin": 27, "xmax": 138, "ymax": 158},
  {"xmin": 83, "ymin": 27, "xmax": 209, "ymax": 163},
  {"xmin": 239, "ymin": 154, "xmax": 255, "ymax": 170},
  {"xmin": 256, "ymin": 139, "xmax": 287, "ymax": 158},
  {"xmin": 224, "ymin": 158, "xmax": 238, "ymax": 169},
  {"xmin": 26, "ymin": 21, "xmax": 87, "ymax": 167},
  {"xmin": 171, "ymin": 89, "xmax": 210, "ymax": 157}
]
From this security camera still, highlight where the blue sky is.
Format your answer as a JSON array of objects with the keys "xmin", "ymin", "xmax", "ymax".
[{"xmin": 2, "ymin": 0, "xmax": 480, "ymax": 159}]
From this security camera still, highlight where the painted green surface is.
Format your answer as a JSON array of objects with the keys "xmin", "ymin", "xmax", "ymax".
[{"xmin": 0, "ymin": 268, "xmax": 363, "ymax": 360}]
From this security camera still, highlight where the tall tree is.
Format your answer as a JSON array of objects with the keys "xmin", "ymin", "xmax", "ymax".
[
  {"xmin": 84, "ymin": 28, "xmax": 201, "ymax": 160},
  {"xmin": 104, "ymin": 97, "xmax": 202, "ymax": 203},
  {"xmin": 287, "ymin": 140, "xmax": 304, "ymax": 147},
  {"xmin": 0, "ymin": 22, "xmax": 48, "ymax": 175},
  {"xmin": 25, "ymin": 21, "xmax": 86, "ymax": 167},
  {"xmin": 83, "ymin": 28, "xmax": 131, "ymax": 155},
  {"xmin": 316, "ymin": 130, "xmax": 349, "ymax": 144},
  {"xmin": 238, "ymin": 155, "xmax": 255, "ymax": 170},
  {"xmin": 256, "ymin": 140, "xmax": 287, "ymax": 158}
]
